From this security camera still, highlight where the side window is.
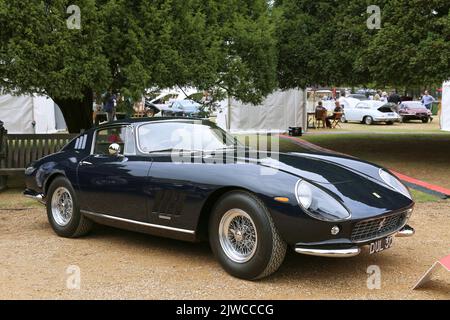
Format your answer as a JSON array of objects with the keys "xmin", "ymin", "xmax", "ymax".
[{"xmin": 94, "ymin": 126, "xmax": 135, "ymax": 156}]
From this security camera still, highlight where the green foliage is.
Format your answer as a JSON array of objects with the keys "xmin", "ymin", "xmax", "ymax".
[
  {"xmin": 358, "ymin": 0, "xmax": 450, "ymax": 87},
  {"xmin": 276, "ymin": 0, "xmax": 450, "ymax": 89},
  {"xmin": 0, "ymin": 0, "xmax": 277, "ymax": 107}
]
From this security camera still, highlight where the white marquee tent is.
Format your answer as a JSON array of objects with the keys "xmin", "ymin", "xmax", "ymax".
[
  {"xmin": 216, "ymin": 89, "xmax": 307, "ymax": 134},
  {"xmin": 0, "ymin": 94, "xmax": 66, "ymax": 133},
  {"xmin": 441, "ymin": 81, "xmax": 450, "ymax": 132}
]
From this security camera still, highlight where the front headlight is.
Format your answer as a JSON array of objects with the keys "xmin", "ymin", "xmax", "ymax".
[
  {"xmin": 379, "ymin": 169, "xmax": 412, "ymax": 200},
  {"xmin": 295, "ymin": 180, "xmax": 351, "ymax": 221}
]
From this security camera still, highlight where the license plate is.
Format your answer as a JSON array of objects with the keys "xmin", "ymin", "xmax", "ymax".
[{"xmin": 369, "ymin": 236, "xmax": 394, "ymax": 254}]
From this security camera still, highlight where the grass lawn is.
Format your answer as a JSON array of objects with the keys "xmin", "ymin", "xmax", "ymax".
[{"xmin": 310, "ymin": 116, "xmax": 445, "ymax": 134}]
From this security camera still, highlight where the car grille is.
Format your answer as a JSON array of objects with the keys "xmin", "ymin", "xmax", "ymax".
[{"xmin": 351, "ymin": 212, "xmax": 407, "ymax": 242}]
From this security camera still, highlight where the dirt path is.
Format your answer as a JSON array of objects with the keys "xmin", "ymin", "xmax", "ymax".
[{"xmin": 0, "ymin": 192, "xmax": 449, "ymax": 300}]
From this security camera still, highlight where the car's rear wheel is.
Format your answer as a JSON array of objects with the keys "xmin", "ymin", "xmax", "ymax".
[
  {"xmin": 46, "ymin": 176, "xmax": 93, "ymax": 238},
  {"xmin": 364, "ymin": 116, "xmax": 374, "ymax": 125},
  {"xmin": 386, "ymin": 121, "xmax": 394, "ymax": 125},
  {"xmin": 402, "ymin": 117, "xmax": 408, "ymax": 123},
  {"xmin": 209, "ymin": 191, "xmax": 287, "ymax": 280}
]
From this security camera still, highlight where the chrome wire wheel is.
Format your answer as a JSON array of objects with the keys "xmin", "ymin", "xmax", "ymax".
[
  {"xmin": 218, "ymin": 209, "xmax": 258, "ymax": 263},
  {"xmin": 51, "ymin": 187, "xmax": 73, "ymax": 227}
]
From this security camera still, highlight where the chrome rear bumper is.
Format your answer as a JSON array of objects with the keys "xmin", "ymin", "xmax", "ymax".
[{"xmin": 23, "ymin": 190, "xmax": 45, "ymax": 205}]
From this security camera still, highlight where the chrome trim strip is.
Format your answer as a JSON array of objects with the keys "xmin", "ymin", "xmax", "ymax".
[
  {"xmin": 81, "ymin": 210, "xmax": 195, "ymax": 235},
  {"xmin": 81, "ymin": 134, "xmax": 87, "ymax": 150},
  {"xmin": 75, "ymin": 137, "xmax": 81, "ymax": 150},
  {"xmin": 295, "ymin": 247, "xmax": 361, "ymax": 258}
]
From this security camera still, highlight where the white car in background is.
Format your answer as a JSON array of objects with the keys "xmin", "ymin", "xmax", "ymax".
[{"xmin": 343, "ymin": 101, "xmax": 400, "ymax": 125}]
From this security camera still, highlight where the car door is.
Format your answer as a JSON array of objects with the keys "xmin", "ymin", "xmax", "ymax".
[
  {"xmin": 344, "ymin": 103, "xmax": 359, "ymax": 121},
  {"xmin": 77, "ymin": 125, "xmax": 152, "ymax": 222},
  {"xmin": 354, "ymin": 103, "xmax": 369, "ymax": 121},
  {"xmin": 135, "ymin": 121, "xmax": 222, "ymax": 231}
]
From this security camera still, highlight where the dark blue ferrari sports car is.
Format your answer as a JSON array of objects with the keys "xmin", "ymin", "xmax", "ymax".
[{"xmin": 24, "ymin": 118, "xmax": 415, "ymax": 280}]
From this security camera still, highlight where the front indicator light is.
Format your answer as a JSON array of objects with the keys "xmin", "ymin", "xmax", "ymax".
[{"xmin": 274, "ymin": 197, "xmax": 290, "ymax": 203}]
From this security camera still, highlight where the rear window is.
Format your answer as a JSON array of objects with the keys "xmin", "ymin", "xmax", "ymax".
[{"xmin": 378, "ymin": 106, "xmax": 394, "ymax": 113}]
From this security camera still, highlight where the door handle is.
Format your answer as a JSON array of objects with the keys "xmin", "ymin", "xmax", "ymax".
[{"xmin": 80, "ymin": 161, "xmax": 93, "ymax": 166}]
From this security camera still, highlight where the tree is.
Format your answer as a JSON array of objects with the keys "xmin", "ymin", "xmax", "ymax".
[
  {"xmin": 0, "ymin": 0, "xmax": 278, "ymax": 133},
  {"xmin": 0, "ymin": 0, "xmax": 110, "ymax": 132},
  {"xmin": 275, "ymin": 0, "xmax": 450, "ymax": 90},
  {"xmin": 275, "ymin": 0, "xmax": 376, "ymax": 89},
  {"xmin": 357, "ymin": 0, "xmax": 450, "ymax": 88}
]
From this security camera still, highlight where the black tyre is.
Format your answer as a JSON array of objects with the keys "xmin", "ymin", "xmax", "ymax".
[
  {"xmin": 386, "ymin": 121, "xmax": 394, "ymax": 125},
  {"xmin": 422, "ymin": 117, "xmax": 429, "ymax": 123},
  {"xmin": 402, "ymin": 117, "xmax": 408, "ymax": 123},
  {"xmin": 364, "ymin": 116, "xmax": 374, "ymax": 125},
  {"xmin": 46, "ymin": 176, "xmax": 93, "ymax": 238},
  {"xmin": 209, "ymin": 191, "xmax": 287, "ymax": 280}
]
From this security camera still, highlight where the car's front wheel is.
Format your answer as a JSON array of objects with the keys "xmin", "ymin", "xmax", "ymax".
[
  {"xmin": 209, "ymin": 191, "xmax": 287, "ymax": 280},
  {"xmin": 422, "ymin": 117, "xmax": 429, "ymax": 123},
  {"xmin": 46, "ymin": 176, "xmax": 93, "ymax": 238}
]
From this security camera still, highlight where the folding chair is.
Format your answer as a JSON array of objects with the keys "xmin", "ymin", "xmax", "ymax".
[
  {"xmin": 315, "ymin": 109, "xmax": 327, "ymax": 128},
  {"xmin": 331, "ymin": 112, "xmax": 343, "ymax": 129}
]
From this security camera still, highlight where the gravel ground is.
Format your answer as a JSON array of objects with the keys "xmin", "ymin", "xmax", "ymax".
[{"xmin": 0, "ymin": 191, "xmax": 449, "ymax": 300}]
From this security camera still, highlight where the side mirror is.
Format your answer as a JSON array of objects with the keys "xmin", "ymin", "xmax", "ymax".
[{"xmin": 109, "ymin": 143, "xmax": 121, "ymax": 156}]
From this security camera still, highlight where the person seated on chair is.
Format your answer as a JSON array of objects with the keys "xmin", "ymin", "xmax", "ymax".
[
  {"xmin": 315, "ymin": 101, "xmax": 326, "ymax": 113},
  {"xmin": 325, "ymin": 101, "xmax": 343, "ymax": 128},
  {"xmin": 315, "ymin": 101, "xmax": 328, "ymax": 128}
]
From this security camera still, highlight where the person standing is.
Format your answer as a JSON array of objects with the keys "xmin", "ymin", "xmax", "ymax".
[
  {"xmin": 374, "ymin": 90, "xmax": 381, "ymax": 101},
  {"xmin": 380, "ymin": 91, "xmax": 389, "ymax": 103},
  {"xmin": 388, "ymin": 90, "xmax": 401, "ymax": 105},
  {"xmin": 103, "ymin": 90, "xmax": 117, "ymax": 122},
  {"xmin": 421, "ymin": 90, "xmax": 435, "ymax": 111}
]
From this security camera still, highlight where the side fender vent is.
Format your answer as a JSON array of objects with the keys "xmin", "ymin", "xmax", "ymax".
[{"xmin": 153, "ymin": 190, "xmax": 186, "ymax": 217}]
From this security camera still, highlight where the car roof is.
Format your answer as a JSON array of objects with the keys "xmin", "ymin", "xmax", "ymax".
[
  {"xmin": 402, "ymin": 101, "xmax": 423, "ymax": 105},
  {"xmin": 357, "ymin": 100, "xmax": 386, "ymax": 107},
  {"xmin": 95, "ymin": 117, "xmax": 209, "ymax": 130}
]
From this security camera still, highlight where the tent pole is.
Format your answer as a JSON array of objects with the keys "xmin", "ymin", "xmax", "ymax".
[
  {"xmin": 31, "ymin": 96, "xmax": 36, "ymax": 134},
  {"xmin": 227, "ymin": 94, "xmax": 231, "ymax": 131}
]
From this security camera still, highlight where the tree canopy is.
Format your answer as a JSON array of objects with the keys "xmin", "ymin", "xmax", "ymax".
[
  {"xmin": 0, "ymin": 0, "xmax": 277, "ymax": 132},
  {"xmin": 276, "ymin": 0, "xmax": 450, "ymax": 89},
  {"xmin": 1, "ymin": 0, "xmax": 449, "ymax": 132}
]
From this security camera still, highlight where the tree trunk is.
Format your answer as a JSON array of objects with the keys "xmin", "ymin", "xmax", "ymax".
[{"xmin": 53, "ymin": 88, "xmax": 93, "ymax": 133}]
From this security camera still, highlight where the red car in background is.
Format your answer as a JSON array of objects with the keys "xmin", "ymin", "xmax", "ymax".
[{"xmin": 398, "ymin": 101, "xmax": 433, "ymax": 123}]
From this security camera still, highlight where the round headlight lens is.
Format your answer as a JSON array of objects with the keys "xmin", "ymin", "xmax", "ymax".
[
  {"xmin": 295, "ymin": 180, "xmax": 351, "ymax": 221},
  {"xmin": 379, "ymin": 169, "xmax": 412, "ymax": 200},
  {"xmin": 296, "ymin": 180, "xmax": 313, "ymax": 209}
]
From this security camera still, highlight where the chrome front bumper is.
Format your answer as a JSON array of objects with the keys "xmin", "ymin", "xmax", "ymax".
[
  {"xmin": 295, "ymin": 247, "xmax": 361, "ymax": 258},
  {"xmin": 295, "ymin": 225, "xmax": 415, "ymax": 258}
]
